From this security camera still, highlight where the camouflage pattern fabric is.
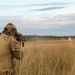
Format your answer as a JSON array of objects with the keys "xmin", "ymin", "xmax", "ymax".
[
  {"xmin": 0, "ymin": 33, "xmax": 23, "ymax": 75},
  {"xmin": 2, "ymin": 23, "xmax": 20, "ymax": 36}
]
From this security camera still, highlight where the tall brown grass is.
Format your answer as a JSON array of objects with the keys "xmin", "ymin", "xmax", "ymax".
[{"xmin": 16, "ymin": 39, "xmax": 75, "ymax": 75}]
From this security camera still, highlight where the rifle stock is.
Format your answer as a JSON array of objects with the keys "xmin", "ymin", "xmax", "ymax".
[{"xmin": 15, "ymin": 34, "xmax": 26, "ymax": 47}]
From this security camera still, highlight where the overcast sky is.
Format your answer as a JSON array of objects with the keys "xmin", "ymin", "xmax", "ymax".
[{"xmin": 0, "ymin": 0, "xmax": 75, "ymax": 36}]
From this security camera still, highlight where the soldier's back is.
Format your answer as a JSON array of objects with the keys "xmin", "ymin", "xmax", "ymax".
[{"xmin": 0, "ymin": 34, "xmax": 12, "ymax": 74}]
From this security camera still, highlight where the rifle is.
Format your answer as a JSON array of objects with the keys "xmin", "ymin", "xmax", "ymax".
[{"xmin": 15, "ymin": 34, "xmax": 26, "ymax": 47}]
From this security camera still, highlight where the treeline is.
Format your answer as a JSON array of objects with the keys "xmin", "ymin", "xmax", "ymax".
[{"xmin": 25, "ymin": 35, "xmax": 75, "ymax": 40}]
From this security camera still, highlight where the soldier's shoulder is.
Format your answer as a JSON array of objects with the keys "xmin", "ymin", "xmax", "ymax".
[{"xmin": 0, "ymin": 33, "xmax": 7, "ymax": 38}]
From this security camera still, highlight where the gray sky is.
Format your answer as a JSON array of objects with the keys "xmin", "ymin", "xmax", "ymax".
[{"xmin": 0, "ymin": 0, "xmax": 75, "ymax": 36}]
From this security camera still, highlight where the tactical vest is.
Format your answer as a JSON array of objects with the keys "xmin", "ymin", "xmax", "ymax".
[{"xmin": 0, "ymin": 34, "xmax": 11, "ymax": 73}]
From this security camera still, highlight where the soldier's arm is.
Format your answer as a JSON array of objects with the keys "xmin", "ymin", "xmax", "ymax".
[{"xmin": 9, "ymin": 37, "xmax": 23, "ymax": 60}]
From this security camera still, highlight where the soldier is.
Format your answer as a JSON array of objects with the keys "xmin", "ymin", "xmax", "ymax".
[{"xmin": 0, "ymin": 23, "xmax": 23, "ymax": 75}]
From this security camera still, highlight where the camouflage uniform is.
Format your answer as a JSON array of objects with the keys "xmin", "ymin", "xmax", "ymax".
[{"xmin": 0, "ymin": 23, "xmax": 23, "ymax": 75}]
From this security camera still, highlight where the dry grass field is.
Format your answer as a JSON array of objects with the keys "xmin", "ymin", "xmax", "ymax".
[{"xmin": 16, "ymin": 39, "xmax": 75, "ymax": 75}]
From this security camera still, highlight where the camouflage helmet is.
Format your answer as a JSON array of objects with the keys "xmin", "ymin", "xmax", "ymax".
[
  {"xmin": 3, "ymin": 23, "xmax": 12, "ymax": 32},
  {"xmin": 3, "ymin": 23, "xmax": 20, "ymax": 35}
]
